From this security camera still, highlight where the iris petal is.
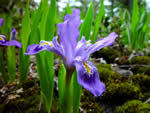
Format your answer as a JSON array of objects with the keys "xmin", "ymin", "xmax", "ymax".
[
  {"xmin": 24, "ymin": 44, "xmax": 44, "ymax": 55},
  {"xmin": 57, "ymin": 9, "xmax": 81, "ymax": 67},
  {"xmin": 81, "ymin": 32, "xmax": 118, "ymax": 60},
  {"xmin": 0, "ymin": 18, "xmax": 4, "ymax": 27},
  {"xmin": 75, "ymin": 61, "xmax": 105, "ymax": 97},
  {"xmin": 25, "ymin": 40, "xmax": 65, "ymax": 62},
  {"xmin": 0, "ymin": 35, "xmax": 22, "ymax": 48}
]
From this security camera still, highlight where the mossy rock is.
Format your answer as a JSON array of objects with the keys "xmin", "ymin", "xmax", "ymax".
[
  {"xmin": 96, "ymin": 63, "xmax": 112, "ymax": 70},
  {"xmin": 80, "ymin": 89, "xmax": 105, "ymax": 112},
  {"xmin": 97, "ymin": 64, "xmax": 127, "ymax": 85},
  {"xmin": 0, "ymin": 87, "xmax": 42, "ymax": 113},
  {"xmin": 115, "ymin": 100, "xmax": 150, "ymax": 113},
  {"xmin": 92, "ymin": 47, "xmax": 120, "ymax": 63},
  {"xmin": 130, "ymin": 66, "xmax": 150, "ymax": 75},
  {"xmin": 81, "ymin": 102, "xmax": 105, "ymax": 113},
  {"xmin": 0, "ymin": 79, "xmax": 46, "ymax": 113},
  {"xmin": 130, "ymin": 74, "xmax": 150, "ymax": 93},
  {"xmin": 98, "ymin": 82, "xmax": 141, "ymax": 105},
  {"xmin": 129, "ymin": 56, "xmax": 150, "ymax": 65}
]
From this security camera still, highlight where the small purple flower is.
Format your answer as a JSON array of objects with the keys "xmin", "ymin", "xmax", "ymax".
[
  {"xmin": 25, "ymin": 9, "xmax": 118, "ymax": 97},
  {"xmin": 0, "ymin": 28, "xmax": 22, "ymax": 48},
  {"xmin": 0, "ymin": 18, "xmax": 4, "ymax": 27}
]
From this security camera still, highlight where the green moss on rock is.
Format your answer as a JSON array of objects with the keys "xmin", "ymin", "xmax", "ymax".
[
  {"xmin": 92, "ymin": 47, "xmax": 120, "ymax": 63},
  {"xmin": 81, "ymin": 102, "xmax": 105, "ymax": 113},
  {"xmin": 96, "ymin": 63, "xmax": 112, "ymax": 70},
  {"xmin": 96, "ymin": 64, "xmax": 127, "ymax": 85},
  {"xmin": 130, "ymin": 74, "xmax": 150, "ymax": 93},
  {"xmin": 129, "ymin": 56, "xmax": 150, "ymax": 65},
  {"xmin": 98, "ymin": 82, "xmax": 141, "ymax": 105},
  {"xmin": 0, "ymin": 87, "xmax": 42, "ymax": 113},
  {"xmin": 115, "ymin": 100, "xmax": 150, "ymax": 113},
  {"xmin": 131, "ymin": 66, "xmax": 150, "ymax": 75}
]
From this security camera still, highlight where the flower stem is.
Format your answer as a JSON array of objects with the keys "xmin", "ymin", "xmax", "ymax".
[{"xmin": 62, "ymin": 67, "xmax": 75, "ymax": 113}]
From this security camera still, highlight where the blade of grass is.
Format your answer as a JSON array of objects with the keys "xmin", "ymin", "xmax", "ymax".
[
  {"xmin": 79, "ymin": 2, "xmax": 93, "ymax": 40},
  {"xmin": 58, "ymin": 64, "xmax": 66, "ymax": 113},
  {"xmin": 35, "ymin": 0, "xmax": 56, "ymax": 112},
  {"xmin": 19, "ymin": 1, "xmax": 31, "ymax": 83},
  {"xmin": 92, "ymin": 0, "xmax": 104, "ymax": 43},
  {"xmin": 72, "ymin": 71, "xmax": 82, "ymax": 113},
  {"xmin": 131, "ymin": 0, "xmax": 139, "ymax": 49}
]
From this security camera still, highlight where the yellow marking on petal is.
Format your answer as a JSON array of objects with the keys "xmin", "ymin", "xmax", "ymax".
[
  {"xmin": 41, "ymin": 42, "xmax": 49, "ymax": 45},
  {"xmin": 49, "ymin": 43, "xmax": 53, "ymax": 47},
  {"xmin": 41, "ymin": 42, "xmax": 53, "ymax": 47},
  {"xmin": 86, "ymin": 40, "xmax": 91, "ymax": 45},
  {"xmin": 83, "ymin": 62, "xmax": 91, "ymax": 75},
  {"xmin": 0, "ymin": 37, "xmax": 3, "ymax": 41}
]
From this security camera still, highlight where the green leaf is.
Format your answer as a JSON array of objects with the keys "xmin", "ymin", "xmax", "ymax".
[
  {"xmin": 65, "ymin": 3, "xmax": 72, "ymax": 15},
  {"xmin": 39, "ymin": 0, "xmax": 48, "ymax": 40},
  {"xmin": 45, "ymin": 0, "xmax": 56, "ymax": 40},
  {"xmin": 35, "ymin": 0, "xmax": 56, "ymax": 112},
  {"xmin": 92, "ymin": 0, "xmax": 104, "ymax": 43},
  {"xmin": 131, "ymin": 0, "xmax": 139, "ymax": 48},
  {"xmin": 58, "ymin": 64, "xmax": 66, "ymax": 113},
  {"xmin": 19, "ymin": 1, "xmax": 31, "ymax": 83},
  {"xmin": 0, "ymin": 49, "xmax": 7, "ymax": 83},
  {"xmin": 72, "ymin": 71, "xmax": 82, "ymax": 113},
  {"xmin": 7, "ymin": 47, "xmax": 16, "ymax": 81},
  {"xmin": 20, "ymin": 1, "xmax": 31, "ymax": 53},
  {"xmin": 79, "ymin": 2, "xmax": 93, "ymax": 40}
]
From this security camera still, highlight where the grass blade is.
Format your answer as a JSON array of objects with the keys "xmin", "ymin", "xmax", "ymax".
[
  {"xmin": 58, "ymin": 64, "xmax": 66, "ymax": 113},
  {"xmin": 79, "ymin": 2, "xmax": 93, "ymax": 40},
  {"xmin": 73, "ymin": 71, "xmax": 82, "ymax": 113},
  {"xmin": 19, "ymin": 1, "xmax": 31, "ymax": 83},
  {"xmin": 92, "ymin": 0, "xmax": 104, "ymax": 43}
]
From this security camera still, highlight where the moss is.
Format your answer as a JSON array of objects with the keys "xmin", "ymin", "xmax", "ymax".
[
  {"xmin": 0, "ymin": 87, "xmax": 42, "ymax": 113},
  {"xmin": 0, "ymin": 79, "xmax": 44, "ymax": 113},
  {"xmin": 96, "ymin": 63, "xmax": 112, "ymax": 70},
  {"xmin": 115, "ymin": 100, "xmax": 150, "ymax": 113},
  {"xmin": 81, "ymin": 102, "xmax": 105, "ymax": 113},
  {"xmin": 130, "ymin": 74, "xmax": 150, "ymax": 93},
  {"xmin": 97, "ymin": 64, "xmax": 127, "ymax": 85},
  {"xmin": 92, "ymin": 47, "xmax": 120, "ymax": 63},
  {"xmin": 98, "ymin": 82, "xmax": 141, "ymax": 105},
  {"xmin": 131, "ymin": 66, "xmax": 150, "ymax": 75},
  {"xmin": 129, "ymin": 56, "xmax": 150, "ymax": 65}
]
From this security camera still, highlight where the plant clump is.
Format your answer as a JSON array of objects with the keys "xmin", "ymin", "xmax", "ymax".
[
  {"xmin": 115, "ymin": 100, "xmax": 150, "ymax": 113},
  {"xmin": 129, "ymin": 56, "xmax": 150, "ymax": 75},
  {"xmin": 81, "ymin": 89, "xmax": 105, "ymax": 113},
  {"xmin": 97, "ymin": 64, "xmax": 127, "ymax": 85},
  {"xmin": 130, "ymin": 74, "xmax": 150, "ymax": 93},
  {"xmin": 129, "ymin": 56, "xmax": 150, "ymax": 65},
  {"xmin": 98, "ymin": 82, "xmax": 141, "ymax": 105}
]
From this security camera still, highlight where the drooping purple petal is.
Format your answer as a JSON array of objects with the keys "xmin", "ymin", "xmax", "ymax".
[
  {"xmin": 11, "ymin": 28, "xmax": 16, "ymax": 40},
  {"xmin": 0, "ymin": 18, "xmax": 4, "ymax": 27},
  {"xmin": 0, "ymin": 35, "xmax": 22, "ymax": 48},
  {"xmin": 74, "ymin": 61, "xmax": 105, "ymax": 97},
  {"xmin": 57, "ymin": 9, "xmax": 81, "ymax": 67},
  {"xmin": 81, "ymin": 32, "xmax": 118, "ymax": 60},
  {"xmin": 25, "ymin": 44, "xmax": 44, "ymax": 55},
  {"xmin": 25, "ymin": 40, "xmax": 65, "ymax": 62},
  {"xmin": 88, "ymin": 32, "xmax": 118, "ymax": 54}
]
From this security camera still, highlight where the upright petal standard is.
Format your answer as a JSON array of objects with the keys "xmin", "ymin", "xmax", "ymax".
[
  {"xmin": 0, "ymin": 27, "xmax": 22, "ymax": 48},
  {"xmin": 25, "ymin": 9, "xmax": 118, "ymax": 97}
]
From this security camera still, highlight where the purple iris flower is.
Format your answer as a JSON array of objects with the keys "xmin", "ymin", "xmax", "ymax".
[
  {"xmin": 25, "ymin": 9, "xmax": 118, "ymax": 97},
  {"xmin": 0, "ymin": 28, "xmax": 22, "ymax": 48},
  {"xmin": 0, "ymin": 18, "xmax": 4, "ymax": 27}
]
